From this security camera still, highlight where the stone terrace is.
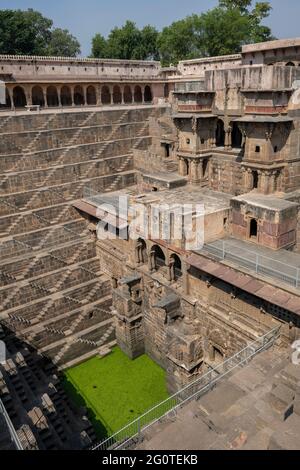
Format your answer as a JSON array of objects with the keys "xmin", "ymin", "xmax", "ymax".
[{"xmin": 0, "ymin": 105, "xmax": 169, "ymax": 368}]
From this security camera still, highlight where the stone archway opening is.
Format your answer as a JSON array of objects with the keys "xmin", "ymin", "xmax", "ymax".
[
  {"xmin": 134, "ymin": 85, "xmax": 143, "ymax": 103},
  {"xmin": 74, "ymin": 85, "xmax": 84, "ymax": 106},
  {"xmin": 113, "ymin": 85, "xmax": 122, "ymax": 104},
  {"xmin": 216, "ymin": 119, "xmax": 225, "ymax": 147},
  {"xmin": 124, "ymin": 85, "xmax": 132, "ymax": 104},
  {"xmin": 153, "ymin": 245, "xmax": 166, "ymax": 271},
  {"xmin": 249, "ymin": 218, "xmax": 258, "ymax": 239},
  {"xmin": 61, "ymin": 86, "xmax": 72, "ymax": 106},
  {"xmin": 32, "ymin": 86, "xmax": 45, "ymax": 107},
  {"xmin": 252, "ymin": 170, "xmax": 259, "ymax": 189},
  {"xmin": 101, "ymin": 86, "xmax": 111, "ymax": 105},
  {"xmin": 47, "ymin": 86, "xmax": 59, "ymax": 107},
  {"xmin": 87, "ymin": 85, "xmax": 97, "ymax": 105},
  {"xmin": 170, "ymin": 254, "xmax": 182, "ymax": 281},
  {"xmin": 231, "ymin": 122, "xmax": 242, "ymax": 149},
  {"xmin": 144, "ymin": 85, "xmax": 152, "ymax": 103},
  {"xmin": 13, "ymin": 86, "xmax": 27, "ymax": 108}
]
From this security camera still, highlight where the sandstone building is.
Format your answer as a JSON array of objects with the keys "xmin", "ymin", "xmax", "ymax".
[{"xmin": 1, "ymin": 38, "xmax": 300, "ymax": 450}]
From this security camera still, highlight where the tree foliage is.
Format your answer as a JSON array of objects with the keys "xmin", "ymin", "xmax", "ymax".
[
  {"xmin": 0, "ymin": 9, "xmax": 81, "ymax": 57},
  {"xmin": 91, "ymin": 21, "xmax": 159, "ymax": 60}
]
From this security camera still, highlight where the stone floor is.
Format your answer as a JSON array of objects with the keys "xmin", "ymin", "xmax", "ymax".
[{"xmin": 136, "ymin": 347, "xmax": 300, "ymax": 450}]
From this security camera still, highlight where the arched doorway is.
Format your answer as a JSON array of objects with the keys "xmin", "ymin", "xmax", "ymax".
[
  {"xmin": 216, "ymin": 119, "xmax": 225, "ymax": 147},
  {"xmin": 153, "ymin": 245, "xmax": 166, "ymax": 271},
  {"xmin": 170, "ymin": 253, "xmax": 182, "ymax": 281},
  {"xmin": 286, "ymin": 62, "xmax": 295, "ymax": 66},
  {"xmin": 144, "ymin": 85, "xmax": 152, "ymax": 103},
  {"xmin": 61, "ymin": 86, "xmax": 72, "ymax": 106},
  {"xmin": 101, "ymin": 86, "xmax": 111, "ymax": 105},
  {"xmin": 231, "ymin": 122, "xmax": 242, "ymax": 149},
  {"xmin": 32, "ymin": 86, "xmax": 44, "ymax": 107},
  {"xmin": 249, "ymin": 218, "xmax": 258, "ymax": 239},
  {"xmin": 74, "ymin": 85, "xmax": 84, "ymax": 106},
  {"xmin": 252, "ymin": 170, "xmax": 259, "ymax": 189},
  {"xmin": 113, "ymin": 85, "xmax": 122, "ymax": 104},
  {"xmin": 123, "ymin": 85, "xmax": 133, "ymax": 104},
  {"xmin": 134, "ymin": 85, "xmax": 143, "ymax": 103},
  {"xmin": 13, "ymin": 86, "xmax": 27, "ymax": 108},
  {"xmin": 87, "ymin": 85, "xmax": 96, "ymax": 105},
  {"xmin": 47, "ymin": 86, "xmax": 59, "ymax": 107}
]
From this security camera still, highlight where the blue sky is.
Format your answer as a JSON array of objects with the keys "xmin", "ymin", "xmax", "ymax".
[{"xmin": 0, "ymin": 0, "xmax": 298, "ymax": 56}]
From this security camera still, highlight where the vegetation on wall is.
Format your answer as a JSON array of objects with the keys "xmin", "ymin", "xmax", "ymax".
[{"xmin": 0, "ymin": 1, "xmax": 274, "ymax": 63}]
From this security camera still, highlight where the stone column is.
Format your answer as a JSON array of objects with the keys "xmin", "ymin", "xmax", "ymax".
[
  {"xmin": 110, "ymin": 86, "xmax": 114, "ymax": 105},
  {"xmin": 71, "ymin": 86, "xmax": 75, "ymax": 107},
  {"xmin": 57, "ymin": 86, "xmax": 62, "ymax": 107},
  {"xmin": 182, "ymin": 262, "xmax": 190, "ymax": 295},
  {"xmin": 43, "ymin": 87, "xmax": 48, "ymax": 108},
  {"xmin": 96, "ymin": 86, "xmax": 101, "ymax": 106},
  {"xmin": 148, "ymin": 248, "xmax": 156, "ymax": 272},
  {"xmin": 83, "ymin": 86, "xmax": 87, "ymax": 106},
  {"xmin": 131, "ymin": 86, "xmax": 135, "ymax": 104},
  {"xmin": 121, "ymin": 86, "xmax": 125, "ymax": 105},
  {"xmin": 269, "ymin": 171, "xmax": 277, "ymax": 194},
  {"xmin": 190, "ymin": 160, "xmax": 200, "ymax": 184},
  {"xmin": 7, "ymin": 88, "xmax": 14, "ymax": 110},
  {"xmin": 259, "ymin": 170, "xmax": 269, "ymax": 194},
  {"xmin": 142, "ymin": 88, "xmax": 145, "ymax": 104},
  {"xmin": 225, "ymin": 126, "xmax": 232, "ymax": 150},
  {"xmin": 178, "ymin": 157, "xmax": 187, "ymax": 176},
  {"xmin": 25, "ymin": 86, "xmax": 32, "ymax": 106}
]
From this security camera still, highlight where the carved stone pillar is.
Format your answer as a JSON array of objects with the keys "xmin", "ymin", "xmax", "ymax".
[
  {"xmin": 71, "ymin": 86, "xmax": 75, "ymax": 107},
  {"xmin": 57, "ymin": 86, "xmax": 62, "ymax": 107},
  {"xmin": 43, "ymin": 87, "xmax": 48, "ymax": 108},
  {"xmin": 178, "ymin": 157, "xmax": 187, "ymax": 176},
  {"xmin": 190, "ymin": 160, "xmax": 200, "ymax": 184},
  {"xmin": 182, "ymin": 262, "xmax": 190, "ymax": 295},
  {"xmin": 96, "ymin": 86, "xmax": 101, "ymax": 106},
  {"xmin": 83, "ymin": 86, "xmax": 87, "ymax": 106},
  {"xmin": 148, "ymin": 248, "xmax": 156, "ymax": 272},
  {"xmin": 259, "ymin": 171, "xmax": 269, "ymax": 195},
  {"xmin": 26, "ymin": 87, "xmax": 32, "ymax": 106},
  {"xmin": 225, "ymin": 127, "xmax": 232, "ymax": 150}
]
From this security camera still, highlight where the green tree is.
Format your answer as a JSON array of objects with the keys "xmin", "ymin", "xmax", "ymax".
[
  {"xmin": 157, "ymin": 16, "xmax": 201, "ymax": 66},
  {"xmin": 91, "ymin": 22, "xmax": 159, "ymax": 60},
  {"xmin": 0, "ymin": 9, "xmax": 81, "ymax": 57},
  {"xmin": 0, "ymin": 9, "xmax": 53, "ymax": 55},
  {"xmin": 106, "ymin": 21, "xmax": 141, "ymax": 60},
  {"xmin": 47, "ymin": 28, "xmax": 81, "ymax": 57},
  {"xmin": 91, "ymin": 33, "xmax": 109, "ymax": 58}
]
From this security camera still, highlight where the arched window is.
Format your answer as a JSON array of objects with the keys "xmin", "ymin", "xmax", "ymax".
[
  {"xmin": 170, "ymin": 253, "xmax": 182, "ymax": 280},
  {"xmin": 231, "ymin": 122, "xmax": 242, "ymax": 149},
  {"xmin": 13, "ymin": 86, "xmax": 27, "ymax": 108},
  {"xmin": 32, "ymin": 86, "xmax": 44, "ymax": 107},
  {"xmin": 153, "ymin": 245, "xmax": 166, "ymax": 271},
  {"xmin": 47, "ymin": 86, "xmax": 59, "ymax": 107},
  {"xmin": 101, "ymin": 86, "xmax": 111, "ymax": 105},
  {"xmin": 113, "ymin": 85, "xmax": 122, "ymax": 104},
  {"xmin": 123, "ymin": 85, "xmax": 133, "ymax": 104},
  {"xmin": 144, "ymin": 85, "xmax": 152, "ymax": 103},
  {"xmin": 74, "ymin": 85, "xmax": 84, "ymax": 106},
  {"xmin": 87, "ymin": 85, "xmax": 96, "ymax": 105},
  {"xmin": 250, "ymin": 219, "xmax": 258, "ymax": 239},
  {"xmin": 61, "ymin": 86, "xmax": 72, "ymax": 106},
  {"xmin": 286, "ymin": 62, "xmax": 295, "ymax": 67},
  {"xmin": 216, "ymin": 119, "xmax": 225, "ymax": 147},
  {"xmin": 134, "ymin": 85, "xmax": 143, "ymax": 103},
  {"xmin": 252, "ymin": 170, "xmax": 258, "ymax": 189}
]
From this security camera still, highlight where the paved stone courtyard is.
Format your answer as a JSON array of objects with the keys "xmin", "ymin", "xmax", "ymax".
[{"xmin": 136, "ymin": 347, "xmax": 300, "ymax": 450}]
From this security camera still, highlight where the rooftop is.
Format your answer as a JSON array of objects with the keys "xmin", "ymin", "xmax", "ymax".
[{"xmin": 242, "ymin": 38, "xmax": 300, "ymax": 54}]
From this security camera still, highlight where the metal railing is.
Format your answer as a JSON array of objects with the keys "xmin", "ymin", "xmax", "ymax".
[
  {"xmin": 92, "ymin": 326, "xmax": 280, "ymax": 451},
  {"xmin": 0, "ymin": 398, "xmax": 23, "ymax": 450},
  {"xmin": 203, "ymin": 240, "xmax": 300, "ymax": 289}
]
